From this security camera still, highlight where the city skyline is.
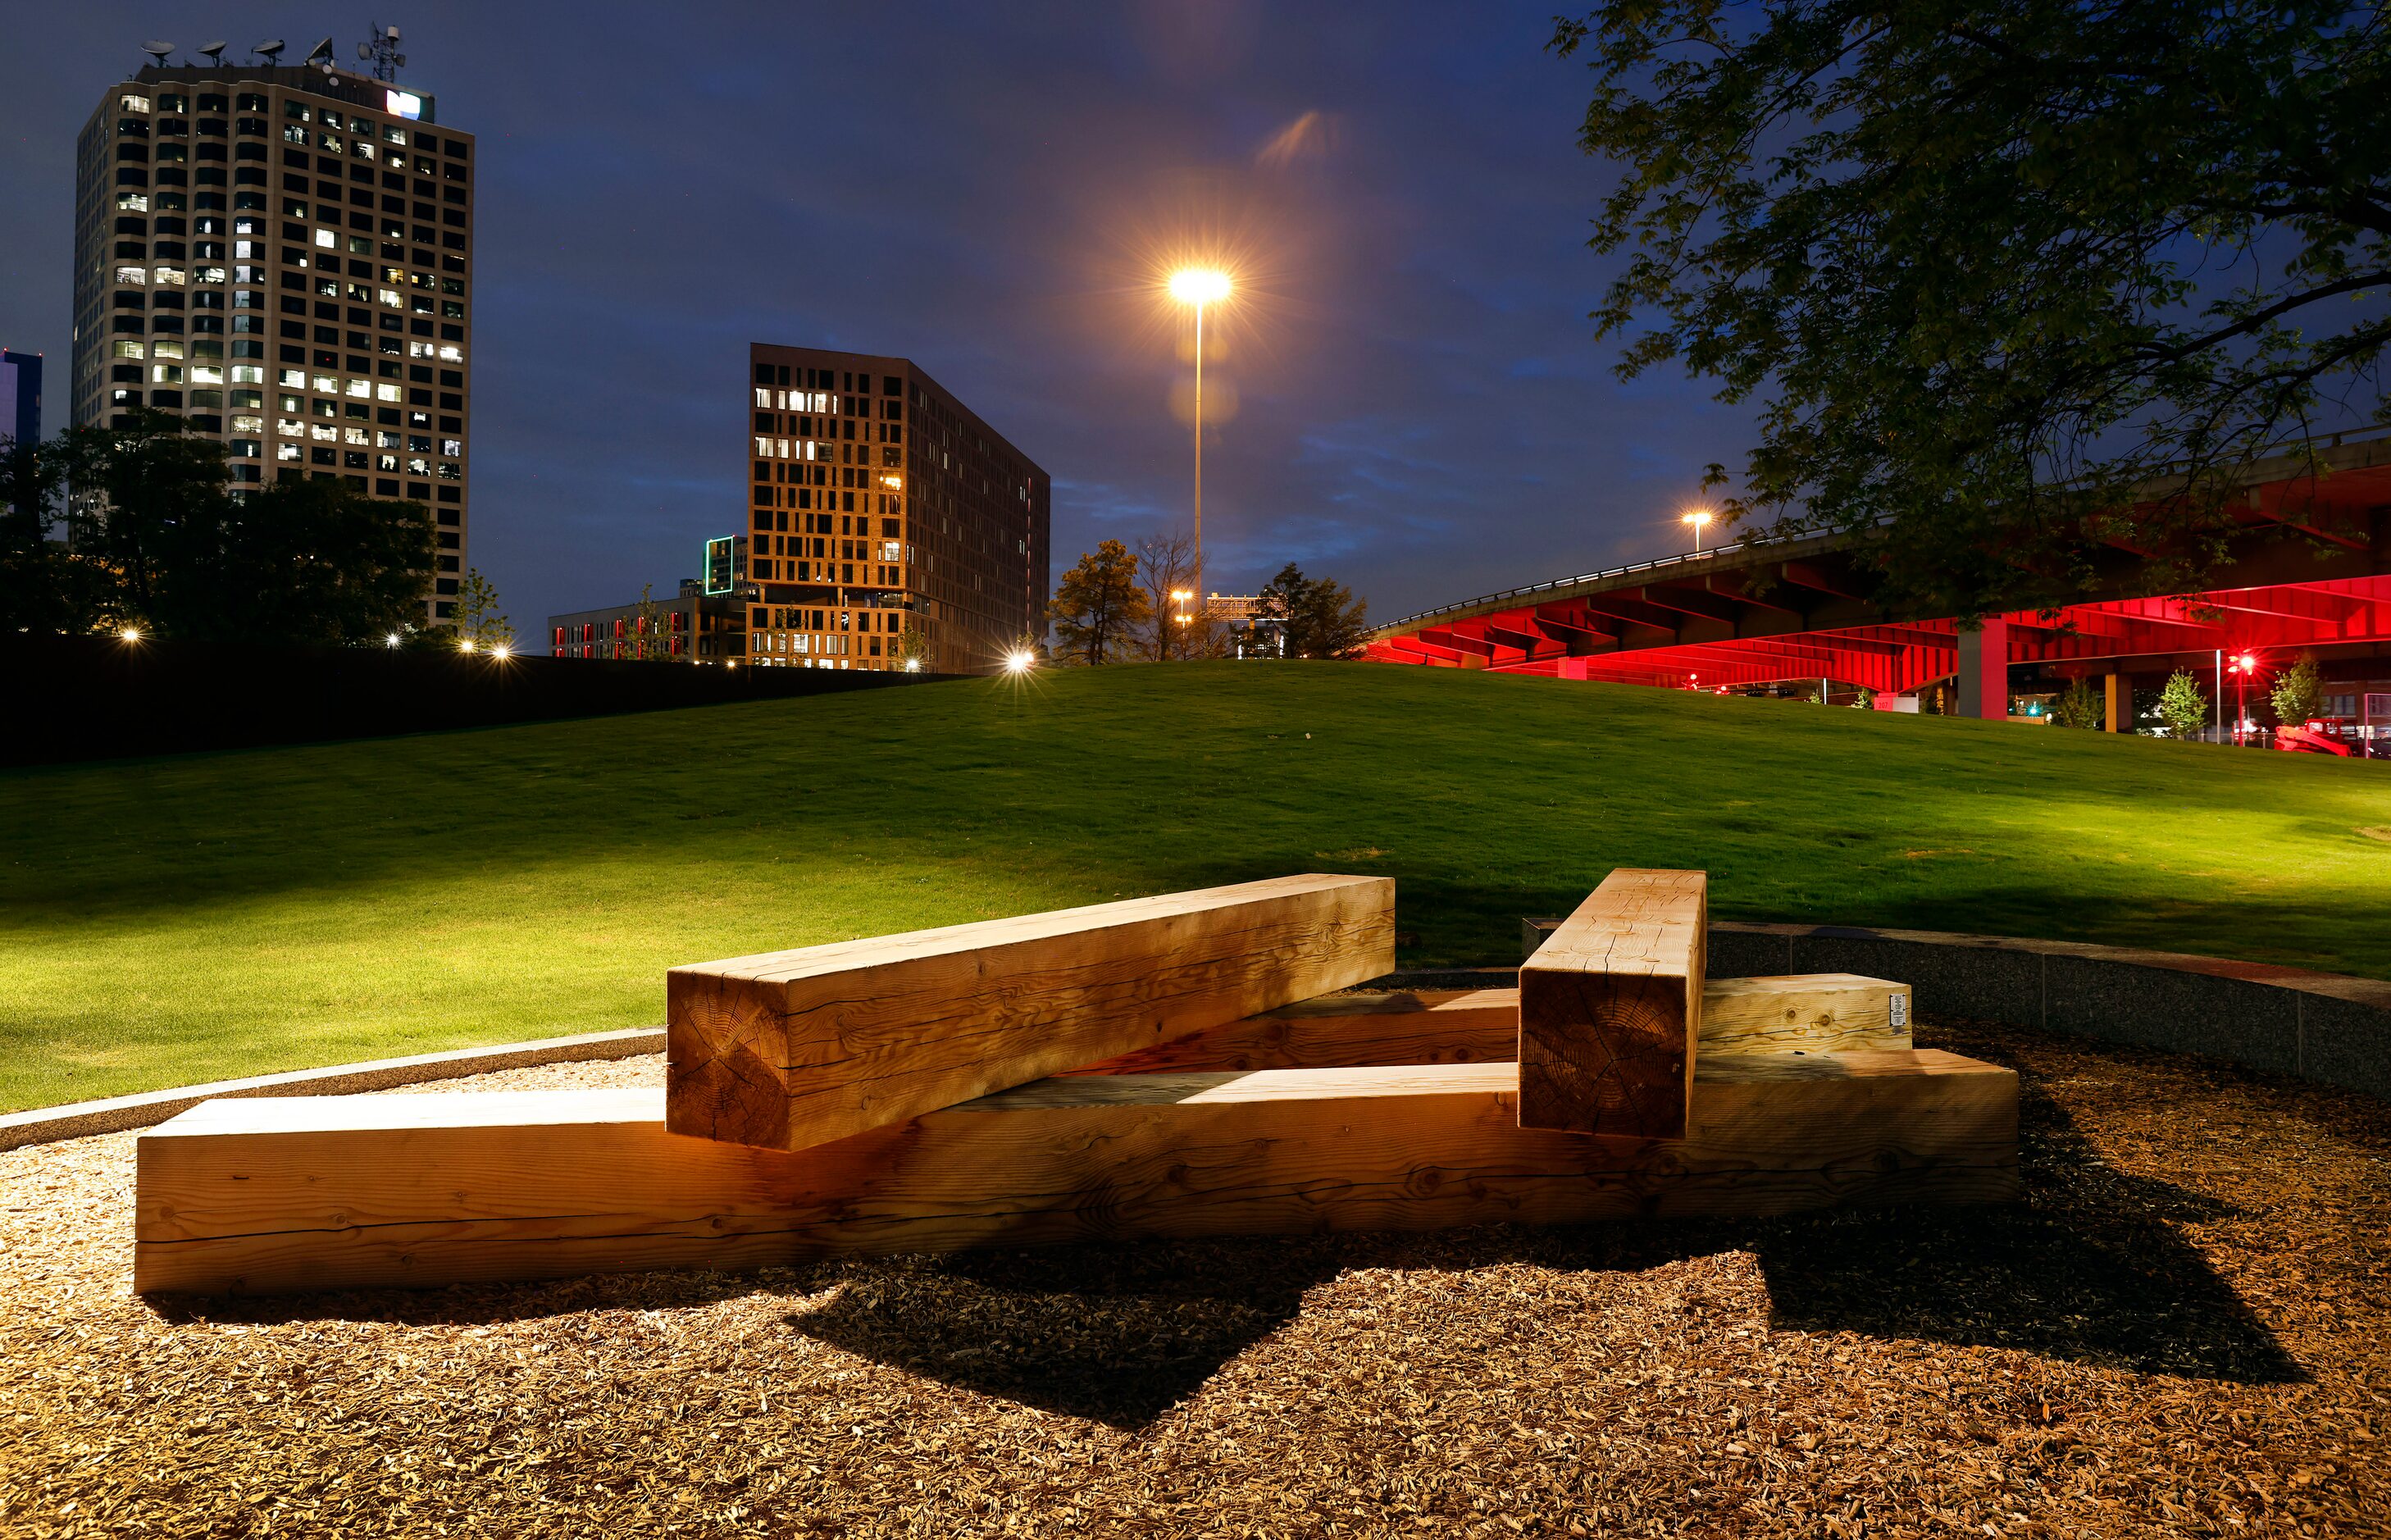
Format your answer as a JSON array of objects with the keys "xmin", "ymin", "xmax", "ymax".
[{"xmin": 0, "ymin": 3, "xmax": 1752, "ymax": 634}]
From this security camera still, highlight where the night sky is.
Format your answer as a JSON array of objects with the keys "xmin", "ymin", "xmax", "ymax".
[{"xmin": 0, "ymin": 3, "xmax": 1751, "ymax": 632}]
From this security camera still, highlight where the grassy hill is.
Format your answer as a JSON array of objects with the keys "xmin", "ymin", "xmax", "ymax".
[{"xmin": 4, "ymin": 661, "xmax": 2388, "ymax": 1111}]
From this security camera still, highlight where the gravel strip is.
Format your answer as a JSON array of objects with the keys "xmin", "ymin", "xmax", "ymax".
[{"xmin": 1, "ymin": 1023, "xmax": 2384, "ymax": 1538}]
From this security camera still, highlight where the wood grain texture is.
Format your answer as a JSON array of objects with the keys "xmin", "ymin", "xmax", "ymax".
[
  {"xmin": 134, "ymin": 1050, "xmax": 2016, "ymax": 1295},
  {"xmin": 666, "ymin": 874, "xmax": 1395, "ymax": 1153},
  {"xmin": 1063, "ymin": 973, "xmax": 1914, "ymax": 1076},
  {"xmin": 1517, "ymin": 869, "xmax": 1707, "ymax": 1138},
  {"xmin": 1702, "ymin": 974, "xmax": 1912, "ymax": 1055}
]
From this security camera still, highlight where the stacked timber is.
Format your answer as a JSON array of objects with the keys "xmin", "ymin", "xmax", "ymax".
[{"xmin": 133, "ymin": 869, "xmax": 2016, "ymax": 1296}]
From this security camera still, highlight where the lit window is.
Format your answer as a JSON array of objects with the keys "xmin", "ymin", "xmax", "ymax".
[
  {"xmin": 116, "ymin": 191, "xmax": 149, "ymax": 212},
  {"xmin": 437, "ymin": 463, "xmax": 460, "ymax": 481},
  {"xmin": 379, "ymin": 288, "xmax": 403, "ymax": 308},
  {"xmin": 231, "ymin": 415, "xmax": 264, "ymax": 434},
  {"xmin": 194, "ymin": 267, "xmax": 225, "ymax": 285},
  {"xmin": 407, "ymin": 457, "xmax": 430, "ymax": 476},
  {"xmin": 153, "ymin": 267, "xmax": 185, "ymax": 286},
  {"xmin": 376, "ymin": 431, "xmax": 402, "ymax": 449},
  {"xmin": 229, "ymin": 440, "xmax": 261, "ymax": 458},
  {"xmin": 345, "ymin": 283, "xmax": 371, "ymax": 303},
  {"xmin": 278, "ymin": 368, "xmax": 304, "ymax": 387},
  {"xmin": 436, "ymin": 344, "xmax": 462, "ymax": 362},
  {"xmin": 344, "ymin": 426, "xmax": 368, "ymax": 445},
  {"xmin": 191, "ymin": 365, "xmax": 224, "ymax": 385},
  {"xmin": 277, "ymin": 394, "xmax": 301, "ymax": 412},
  {"xmin": 115, "ymin": 266, "xmax": 146, "ymax": 285},
  {"xmin": 754, "ymin": 387, "xmax": 771, "ymax": 408},
  {"xmin": 317, "ymin": 132, "xmax": 344, "ymax": 153},
  {"xmin": 112, "ymin": 340, "xmax": 146, "ymax": 360},
  {"xmin": 353, "ymin": 141, "xmax": 379, "ymax": 162},
  {"xmin": 276, "ymin": 443, "xmax": 302, "ymax": 462},
  {"xmin": 345, "ymin": 379, "xmax": 370, "ymax": 399},
  {"xmin": 754, "ymin": 435, "xmax": 771, "ymax": 457},
  {"xmin": 313, "ymin": 229, "xmax": 335, "ymax": 248},
  {"xmin": 440, "ymin": 438, "xmax": 462, "ymax": 457},
  {"xmin": 276, "ymin": 418, "xmax": 303, "ymax": 437},
  {"xmin": 376, "ymin": 383, "xmax": 401, "ymax": 402},
  {"xmin": 284, "ymin": 101, "xmax": 310, "ymax": 123},
  {"xmin": 121, "ymin": 93, "xmax": 150, "ymax": 113},
  {"xmin": 310, "ymin": 423, "xmax": 336, "ymax": 441},
  {"xmin": 283, "ymin": 125, "xmax": 307, "ymax": 144},
  {"xmin": 311, "ymin": 373, "xmax": 337, "ymax": 393},
  {"xmin": 150, "ymin": 364, "xmax": 183, "ymax": 384},
  {"xmin": 314, "ymin": 277, "xmax": 338, "ymax": 297},
  {"xmin": 230, "ymin": 364, "xmax": 262, "ymax": 384},
  {"xmin": 377, "ymin": 453, "xmax": 398, "ymax": 472}
]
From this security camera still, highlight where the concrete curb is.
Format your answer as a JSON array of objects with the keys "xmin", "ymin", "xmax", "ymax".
[
  {"xmin": 0, "ymin": 1027, "xmax": 666, "ymax": 1153},
  {"xmin": 1523, "ymin": 919, "xmax": 2391, "ymax": 1099}
]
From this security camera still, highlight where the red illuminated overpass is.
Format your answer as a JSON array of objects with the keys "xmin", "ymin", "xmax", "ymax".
[{"xmin": 1366, "ymin": 435, "xmax": 2391, "ymax": 722}]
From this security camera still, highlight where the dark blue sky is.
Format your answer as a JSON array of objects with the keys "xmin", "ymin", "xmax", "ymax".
[{"xmin": 0, "ymin": 2, "xmax": 1751, "ymax": 631}]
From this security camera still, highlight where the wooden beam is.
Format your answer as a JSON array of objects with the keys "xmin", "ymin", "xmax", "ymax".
[
  {"xmin": 667, "ymin": 875, "xmax": 1395, "ymax": 1153},
  {"xmin": 1065, "ymin": 973, "xmax": 1911, "ymax": 1075},
  {"xmin": 1517, "ymin": 870, "xmax": 1706, "ymax": 1138},
  {"xmin": 134, "ymin": 1050, "xmax": 2016, "ymax": 1295}
]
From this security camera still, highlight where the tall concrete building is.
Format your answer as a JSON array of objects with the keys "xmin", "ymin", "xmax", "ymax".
[
  {"xmin": 746, "ymin": 344, "xmax": 1049, "ymax": 673},
  {"xmin": 71, "ymin": 48, "xmax": 475, "ymax": 622}
]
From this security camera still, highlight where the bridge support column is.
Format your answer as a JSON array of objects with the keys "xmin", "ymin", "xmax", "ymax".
[
  {"xmin": 2105, "ymin": 672, "xmax": 2134, "ymax": 733},
  {"xmin": 1956, "ymin": 619, "xmax": 2011, "ymax": 720}
]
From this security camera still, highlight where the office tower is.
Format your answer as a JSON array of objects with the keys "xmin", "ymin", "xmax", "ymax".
[
  {"xmin": 1, "ymin": 349, "xmax": 40, "ymax": 446},
  {"xmin": 745, "ymin": 344, "xmax": 1050, "ymax": 674},
  {"xmin": 71, "ymin": 47, "xmax": 475, "ymax": 622}
]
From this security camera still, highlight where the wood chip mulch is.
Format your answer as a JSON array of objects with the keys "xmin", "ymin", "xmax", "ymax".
[{"xmin": 1, "ymin": 1021, "xmax": 2385, "ymax": 1539}]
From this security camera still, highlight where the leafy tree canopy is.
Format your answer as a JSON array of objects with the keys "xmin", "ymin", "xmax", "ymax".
[
  {"xmin": 1050, "ymin": 539, "xmax": 1150, "ymax": 664},
  {"xmin": 2, "ymin": 410, "xmax": 433, "ymax": 642},
  {"xmin": 1253, "ymin": 563, "xmax": 1371, "ymax": 659},
  {"xmin": 1553, "ymin": 2, "xmax": 2390, "ymax": 617}
]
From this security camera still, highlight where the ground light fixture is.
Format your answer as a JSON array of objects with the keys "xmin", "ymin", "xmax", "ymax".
[
  {"xmin": 1004, "ymin": 649, "xmax": 1036, "ymax": 675},
  {"xmin": 490, "ymin": 643, "xmax": 512, "ymax": 660},
  {"xmin": 118, "ymin": 626, "xmax": 142, "ymax": 642},
  {"xmin": 385, "ymin": 632, "xmax": 402, "ymax": 648},
  {"xmin": 1683, "ymin": 508, "xmax": 1714, "ymax": 554},
  {"xmin": 1167, "ymin": 267, "xmax": 1232, "ymax": 599},
  {"xmin": 458, "ymin": 638, "xmax": 475, "ymax": 654},
  {"xmin": 904, "ymin": 658, "xmax": 922, "ymax": 672}
]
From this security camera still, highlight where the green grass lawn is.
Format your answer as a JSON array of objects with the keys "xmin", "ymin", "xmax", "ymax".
[{"xmin": 4, "ymin": 662, "xmax": 2389, "ymax": 1111}]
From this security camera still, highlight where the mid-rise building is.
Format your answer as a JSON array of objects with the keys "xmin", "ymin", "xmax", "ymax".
[
  {"xmin": 549, "ymin": 590, "xmax": 749, "ymax": 663},
  {"xmin": 70, "ymin": 50, "xmax": 475, "ymax": 622},
  {"xmin": 745, "ymin": 344, "xmax": 1049, "ymax": 673}
]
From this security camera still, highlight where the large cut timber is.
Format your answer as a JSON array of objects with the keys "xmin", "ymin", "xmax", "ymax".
[
  {"xmin": 1065, "ymin": 974, "xmax": 1912, "ymax": 1077},
  {"xmin": 134, "ymin": 1050, "xmax": 2016, "ymax": 1295},
  {"xmin": 667, "ymin": 874, "xmax": 1394, "ymax": 1152},
  {"xmin": 1518, "ymin": 869, "xmax": 1706, "ymax": 1138}
]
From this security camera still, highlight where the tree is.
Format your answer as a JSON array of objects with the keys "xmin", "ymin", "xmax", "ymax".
[
  {"xmin": 2159, "ymin": 672, "xmax": 2211, "ymax": 741},
  {"xmin": 2052, "ymin": 677, "xmax": 2104, "ymax": 729},
  {"xmin": 1134, "ymin": 529, "xmax": 1220, "ymax": 660},
  {"xmin": 631, "ymin": 583, "xmax": 676, "ymax": 662},
  {"xmin": 1551, "ymin": 3, "xmax": 2391, "ymax": 617},
  {"xmin": 2, "ymin": 411, "xmax": 432, "ymax": 642},
  {"xmin": 1250, "ymin": 563, "xmax": 1371, "ymax": 659},
  {"xmin": 1048, "ymin": 539, "xmax": 1150, "ymax": 665},
  {"xmin": 2270, "ymin": 652, "xmax": 2328, "ymax": 723},
  {"xmin": 452, "ymin": 567, "xmax": 514, "ymax": 651}
]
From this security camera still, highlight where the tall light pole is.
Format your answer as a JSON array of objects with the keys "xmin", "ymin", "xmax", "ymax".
[
  {"xmin": 1168, "ymin": 267, "xmax": 1232, "ymax": 606},
  {"xmin": 1683, "ymin": 508, "xmax": 1714, "ymax": 555}
]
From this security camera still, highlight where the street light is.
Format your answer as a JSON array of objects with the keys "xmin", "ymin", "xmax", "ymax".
[
  {"xmin": 1683, "ymin": 508, "xmax": 1714, "ymax": 554},
  {"xmin": 2229, "ymin": 650, "xmax": 2260, "ymax": 745},
  {"xmin": 1168, "ymin": 268, "xmax": 1232, "ymax": 599}
]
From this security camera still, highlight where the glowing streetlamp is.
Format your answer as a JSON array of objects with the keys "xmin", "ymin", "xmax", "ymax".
[
  {"xmin": 2228, "ymin": 650, "xmax": 2260, "ymax": 745},
  {"xmin": 1682, "ymin": 508, "xmax": 1715, "ymax": 555},
  {"xmin": 1168, "ymin": 268, "xmax": 1232, "ymax": 598}
]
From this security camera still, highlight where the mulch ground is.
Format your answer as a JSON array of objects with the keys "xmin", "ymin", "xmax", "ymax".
[{"xmin": 1, "ymin": 1020, "xmax": 2385, "ymax": 1539}]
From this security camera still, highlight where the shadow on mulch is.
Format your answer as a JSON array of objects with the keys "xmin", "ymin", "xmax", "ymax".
[{"xmin": 148, "ymin": 1027, "xmax": 2312, "ymax": 1428}]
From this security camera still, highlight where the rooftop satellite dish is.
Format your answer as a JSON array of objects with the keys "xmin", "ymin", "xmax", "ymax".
[
  {"xmin": 255, "ymin": 39, "xmax": 285, "ymax": 63},
  {"xmin": 141, "ymin": 40, "xmax": 175, "ymax": 65},
  {"xmin": 356, "ymin": 41, "xmax": 371, "ymax": 60},
  {"xmin": 198, "ymin": 41, "xmax": 226, "ymax": 64},
  {"xmin": 303, "ymin": 37, "xmax": 335, "ymax": 65}
]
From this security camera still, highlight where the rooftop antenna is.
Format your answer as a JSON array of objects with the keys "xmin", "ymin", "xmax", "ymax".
[
  {"xmin": 254, "ymin": 39, "xmax": 285, "ymax": 65},
  {"xmin": 198, "ymin": 41, "xmax": 226, "ymax": 66},
  {"xmin": 361, "ymin": 23, "xmax": 404, "ymax": 83},
  {"xmin": 141, "ymin": 40, "xmax": 175, "ymax": 68},
  {"xmin": 303, "ymin": 36, "xmax": 335, "ymax": 75}
]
